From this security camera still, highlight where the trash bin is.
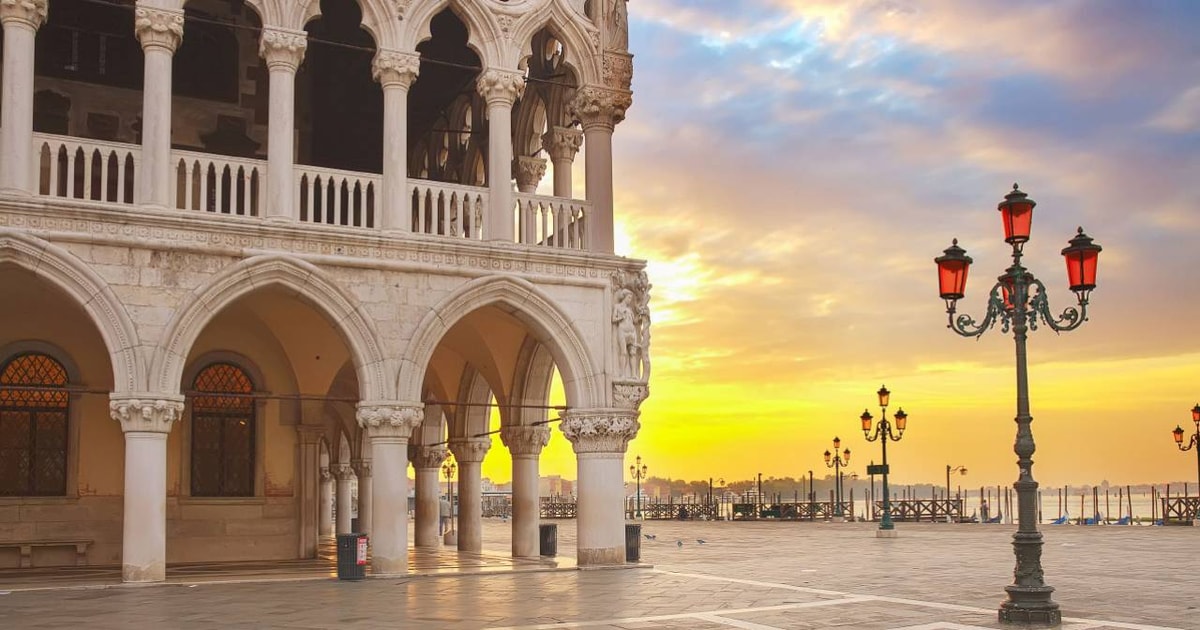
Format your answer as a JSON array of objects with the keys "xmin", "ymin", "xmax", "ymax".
[
  {"xmin": 539, "ymin": 523, "xmax": 557, "ymax": 557},
  {"xmin": 336, "ymin": 533, "xmax": 368, "ymax": 581},
  {"xmin": 625, "ymin": 523, "xmax": 641, "ymax": 563}
]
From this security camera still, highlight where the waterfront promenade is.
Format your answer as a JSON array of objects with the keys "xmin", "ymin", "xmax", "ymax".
[{"xmin": 0, "ymin": 520, "xmax": 1193, "ymax": 629}]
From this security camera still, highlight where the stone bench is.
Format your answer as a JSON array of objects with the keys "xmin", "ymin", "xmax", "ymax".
[{"xmin": 0, "ymin": 539, "xmax": 92, "ymax": 568}]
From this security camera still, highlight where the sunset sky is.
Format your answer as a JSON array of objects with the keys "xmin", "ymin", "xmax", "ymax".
[{"xmin": 482, "ymin": 1, "xmax": 1200, "ymax": 489}]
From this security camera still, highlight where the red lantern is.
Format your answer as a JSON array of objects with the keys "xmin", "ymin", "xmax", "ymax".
[
  {"xmin": 877, "ymin": 385, "xmax": 890, "ymax": 408},
  {"xmin": 893, "ymin": 408, "xmax": 908, "ymax": 433},
  {"xmin": 935, "ymin": 239, "xmax": 973, "ymax": 301},
  {"xmin": 998, "ymin": 184, "xmax": 1036, "ymax": 244},
  {"xmin": 1191, "ymin": 404, "xmax": 1200, "ymax": 425},
  {"xmin": 1173, "ymin": 426, "xmax": 1185, "ymax": 445},
  {"xmin": 1061, "ymin": 227, "xmax": 1102, "ymax": 296},
  {"xmin": 860, "ymin": 410, "xmax": 873, "ymax": 434}
]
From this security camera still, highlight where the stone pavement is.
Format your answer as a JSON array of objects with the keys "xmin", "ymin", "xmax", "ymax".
[{"xmin": 0, "ymin": 520, "xmax": 1195, "ymax": 629}]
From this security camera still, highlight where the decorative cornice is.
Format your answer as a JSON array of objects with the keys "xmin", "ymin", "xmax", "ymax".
[
  {"xmin": 448, "ymin": 438, "xmax": 491, "ymax": 463},
  {"xmin": 542, "ymin": 126, "xmax": 583, "ymax": 163},
  {"xmin": 560, "ymin": 410, "xmax": 639, "ymax": 454},
  {"xmin": 134, "ymin": 7, "xmax": 184, "ymax": 53},
  {"xmin": 478, "ymin": 69, "xmax": 526, "ymax": 107},
  {"xmin": 409, "ymin": 445, "xmax": 448, "ymax": 469},
  {"xmin": 513, "ymin": 156, "xmax": 548, "ymax": 193},
  {"xmin": 260, "ymin": 27, "xmax": 308, "ymax": 72},
  {"xmin": 109, "ymin": 394, "xmax": 185, "ymax": 434},
  {"xmin": 373, "ymin": 49, "xmax": 421, "ymax": 88},
  {"xmin": 570, "ymin": 86, "xmax": 632, "ymax": 131},
  {"xmin": 0, "ymin": 0, "xmax": 47, "ymax": 29},
  {"xmin": 499, "ymin": 425, "xmax": 551, "ymax": 457},
  {"xmin": 356, "ymin": 402, "xmax": 423, "ymax": 440},
  {"xmin": 612, "ymin": 380, "xmax": 649, "ymax": 411}
]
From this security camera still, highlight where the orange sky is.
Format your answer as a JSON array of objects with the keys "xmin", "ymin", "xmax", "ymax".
[{"xmin": 480, "ymin": 2, "xmax": 1200, "ymax": 490}]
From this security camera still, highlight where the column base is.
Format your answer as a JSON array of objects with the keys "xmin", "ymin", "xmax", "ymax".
[
  {"xmin": 875, "ymin": 529, "xmax": 898, "ymax": 538},
  {"xmin": 122, "ymin": 562, "xmax": 165, "ymax": 583},
  {"xmin": 577, "ymin": 546, "xmax": 624, "ymax": 566},
  {"xmin": 999, "ymin": 586, "xmax": 1060, "ymax": 626}
]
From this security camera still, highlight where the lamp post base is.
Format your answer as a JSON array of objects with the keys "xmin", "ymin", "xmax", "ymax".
[
  {"xmin": 875, "ymin": 528, "xmax": 897, "ymax": 538},
  {"xmin": 999, "ymin": 586, "xmax": 1061, "ymax": 626}
]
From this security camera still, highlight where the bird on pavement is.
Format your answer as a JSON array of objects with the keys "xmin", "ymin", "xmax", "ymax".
[
  {"xmin": 696, "ymin": 539, "xmax": 707, "ymax": 544},
  {"xmin": 676, "ymin": 539, "xmax": 683, "ymax": 548},
  {"xmin": 644, "ymin": 533, "xmax": 656, "ymax": 540}
]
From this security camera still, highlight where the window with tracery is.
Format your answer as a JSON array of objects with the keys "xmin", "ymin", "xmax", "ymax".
[
  {"xmin": 190, "ymin": 363, "xmax": 255, "ymax": 497},
  {"xmin": 0, "ymin": 353, "xmax": 69, "ymax": 496}
]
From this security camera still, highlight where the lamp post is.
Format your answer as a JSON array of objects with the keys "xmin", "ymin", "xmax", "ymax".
[
  {"xmin": 823, "ymin": 438, "xmax": 850, "ymax": 518},
  {"xmin": 630, "ymin": 455, "xmax": 647, "ymax": 519},
  {"xmin": 934, "ymin": 183, "xmax": 1102, "ymax": 626},
  {"xmin": 862, "ymin": 385, "xmax": 907, "ymax": 536},
  {"xmin": 947, "ymin": 465, "xmax": 967, "ymax": 521},
  {"xmin": 441, "ymin": 460, "xmax": 456, "ymax": 523},
  {"xmin": 1171, "ymin": 404, "xmax": 1200, "ymax": 492}
]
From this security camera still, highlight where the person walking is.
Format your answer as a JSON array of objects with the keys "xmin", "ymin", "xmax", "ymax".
[{"xmin": 440, "ymin": 496, "xmax": 452, "ymax": 535}]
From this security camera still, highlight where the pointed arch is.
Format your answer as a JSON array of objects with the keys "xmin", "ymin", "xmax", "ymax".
[
  {"xmin": 510, "ymin": 0, "xmax": 602, "ymax": 85},
  {"xmin": 398, "ymin": 274, "xmax": 601, "ymax": 411},
  {"xmin": 151, "ymin": 255, "xmax": 388, "ymax": 400},
  {"xmin": 401, "ymin": 0, "xmax": 499, "ymax": 68},
  {"xmin": 0, "ymin": 230, "xmax": 143, "ymax": 393}
]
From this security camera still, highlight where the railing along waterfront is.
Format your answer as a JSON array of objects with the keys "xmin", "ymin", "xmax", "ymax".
[
  {"xmin": 297, "ymin": 165, "xmax": 378, "ymax": 228},
  {"xmin": 173, "ymin": 150, "xmax": 264, "ymax": 216},
  {"xmin": 539, "ymin": 497, "xmax": 576, "ymax": 519},
  {"xmin": 34, "ymin": 133, "xmax": 138, "ymax": 204},
  {"xmin": 514, "ymin": 193, "xmax": 588, "ymax": 249},
  {"xmin": 410, "ymin": 180, "xmax": 487, "ymax": 239},
  {"xmin": 1160, "ymin": 497, "xmax": 1199, "ymax": 525},
  {"xmin": 872, "ymin": 498, "xmax": 966, "ymax": 522},
  {"xmin": 730, "ymin": 502, "xmax": 854, "ymax": 521}
]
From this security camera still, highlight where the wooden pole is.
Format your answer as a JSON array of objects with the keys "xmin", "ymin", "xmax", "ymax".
[
  {"xmin": 1126, "ymin": 485, "xmax": 1133, "ymax": 521},
  {"xmin": 1105, "ymin": 488, "xmax": 1111, "ymax": 523},
  {"xmin": 1058, "ymin": 487, "xmax": 1063, "ymax": 519}
]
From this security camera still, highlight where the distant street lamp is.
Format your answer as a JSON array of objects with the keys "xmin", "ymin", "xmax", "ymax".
[
  {"xmin": 1171, "ymin": 404, "xmax": 1200, "ymax": 491},
  {"xmin": 862, "ymin": 385, "xmax": 907, "ymax": 536},
  {"xmin": 947, "ymin": 465, "xmax": 968, "ymax": 521},
  {"xmin": 441, "ymin": 459, "xmax": 456, "ymax": 521},
  {"xmin": 823, "ymin": 438, "xmax": 850, "ymax": 518},
  {"xmin": 934, "ymin": 183, "xmax": 1102, "ymax": 626},
  {"xmin": 630, "ymin": 455, "xmax": 648, "ymax": 519}
]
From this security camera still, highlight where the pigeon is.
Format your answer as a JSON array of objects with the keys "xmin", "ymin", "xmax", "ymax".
[
  {"xmin": 643, "ymin": 533, "xmax": 656, "ymax": 540},
  {"xmin": 676, "ymin": 539, "xmax": 683, "ymax": 548},
  {"xmin": 696, "ymin": 539, "xmax": 707, "ymax": 544}
]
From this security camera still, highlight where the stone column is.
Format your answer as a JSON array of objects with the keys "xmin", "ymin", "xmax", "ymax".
[
  {"xmin": 570, "ymin": 87, "xmax": 631, "ymax": 254},
  {"xmin": 296, "ymin": 427, "xmax": 323, "ymax": 558},
  {"xmin": 373, "ymin": 50, "xmax": 420, "ymax": 232},
  {"xmin": 319, "ymin": 466, "xmax": 334, "ymax": 536},
  {"xmin": 477, "ymin": 69, "xmax": 524, "ymax": 242},
  {"xmin": 134, "ymin": 6, "xmax": 184, "ymax": 208},
  {"xmin": 334, "ymin": 463, "xmax": 353, "ymax": 534},
  {"xmin": 448, "ymin": 438, "xmax": 490, "ymax": 553},
  {"xmin": 542, "ymin": 126, "xmax": 583, "ymax": 199},
  {"xmin": 562, "ymin": 410, "xmax": 640, "ymax": 566},
  {"xmin": 357, "ymin": 403, "xmax": 423, "ymax": 575},
  {"xmin": 259, "ymin": 27, "xmax": 307, "ymax": 221},
  {"xmin": 109, "ymin": 395, "xmax": 185, "ymax": 583},
  {"xmin": 501, "ymin": 425, "xmax": 551, "ymax": 558},
  {"xmin": 410, "ymin": 445, "xmax": 447, "ymax": 548},
  {"xmin": 0, "ymin": 0, "xmax": 46, "ymax": 195},
  {"xmin": 352, "ymin": 459, "xmax": 372, "ymax": 536}
]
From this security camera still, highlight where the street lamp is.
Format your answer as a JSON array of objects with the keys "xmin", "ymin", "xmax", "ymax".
[
  {"xmin": 862, "ymin": 385, "xmax": 907, "ymax": 536},
  {"xmin": 934, "ymin": 183, "xmax": 1102, "ymax": 626},
  {"xmin": 441, "ymin": 459, "xmax": 456, "ymax": 523},
  {"xmin": 630, "ymin": 455, "xmax": 648, "ymax": 519},
  {"xmin": 947, "ymin": 465, "xmax": 968, "ymax": 521},
  {"xmin": 823, "ymin": 438, "xmax": 850, "ymax": 518},
  {"xmin": 1171, "ymin": 403, "xmax": 1200, "ymax": 491}
]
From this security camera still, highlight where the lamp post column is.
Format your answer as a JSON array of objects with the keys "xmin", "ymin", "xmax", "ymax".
[
  {"xmin": 501, "ymin": 425, "xmax": 550, "ymax": 558},
  {"xmin": 0, "ymin": 0, "xmax": 45, "ymax": 195}
]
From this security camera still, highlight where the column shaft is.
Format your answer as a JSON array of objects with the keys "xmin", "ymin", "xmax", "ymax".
[
  {"xmin": 552, "ymin": 158, "xmax": 573, "ymax": 198},
  {"xmin": 576, "ymin": 452, "xmax": 626, "ymax": 565},
  {"xmin": 319, "ymin": 469, "xmax": 334, "ymax": 536},
  {"xmin": 266, "ymin": 66, "xmax": 297, "ymax": 219},
  {"xmin": 583, "ymin": 125, "xmax": 614, "ymax": 253},
  {"xmin": 335, "ymin": 468, "xmax": 353, "ymax": 534},
  {"xmin": 486, "ymin": 100, "xmax": 514, "ymax": 241},
  {"xmin": 381, "ymin": 84, "xmax": 409, "ymax": 230},
  {"xmin": 414, "ymin": 467, "xmax": 441, "ymax": 547},
  {"xmin": 0, "ymin": 19, "xmax": 38, "ymax": 194},
  {"xmin": 357, "ymin": 469, "xmax": 373, "ymax": 536},
  {"xmin": 135, "ymin": 8, "xmax": 183, "ymax": 208},
  {"xmin": 122, "ymin": 432, "xmax": 169, "ymax": 581},
  {"xmin": 370, "ymin": 436, "xmax": 410, "ymax": 574},
  {"xmin": 511, "ymin": 455, "xmax": 541, "ymax": 557},
  {"xmin": 456, "ymin": 460, "xmax": 483, "ymax": 552},
  {"xmin": 297, "ymin": 437, "xmax": 320, "ymax": 558}
]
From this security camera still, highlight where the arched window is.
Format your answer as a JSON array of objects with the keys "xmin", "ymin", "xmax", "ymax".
[
  {"xmin": 190, "ymin": 363, "xmax": 255, "ymax": 497},
  {"xmin": 0, "ymin": 354, "xmax": 69, "ymax": 496}
]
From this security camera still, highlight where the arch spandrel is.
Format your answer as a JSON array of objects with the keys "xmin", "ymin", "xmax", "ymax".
[
  {"xmin": 509, "ymin": 0, "xmax": 601, "ymax": 84},
  {"xmin": 398, "ymin": 274, "xmax": 601, "ymax": 412},
  {"xmin": 0, "ymin": 230, "xmax": 144, "ymax": 393},
  {"xmin": 151, "ymin": 255, "xmax": 389, "ymax": 402}
]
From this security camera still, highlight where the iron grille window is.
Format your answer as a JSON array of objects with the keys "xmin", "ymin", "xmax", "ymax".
[
  {"xmin": 190, "ymin": 363, "xmax": 255, "ymax": 497},
  {"xmin": 0, "ymin": 354, "xmax": 69, "ymax": 496}
]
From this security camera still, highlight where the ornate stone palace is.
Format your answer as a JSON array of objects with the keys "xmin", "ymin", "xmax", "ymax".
[{"xmin": 0, "ymin": 0, "xmax": 648, "ymax": 581}]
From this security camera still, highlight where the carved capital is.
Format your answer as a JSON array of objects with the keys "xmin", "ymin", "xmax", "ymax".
[
  {"xmin": 612, "ymin": 380, "xmax": 649, "ymax": 411},
  {"xmin": 260, "ymin": 27, "xmax": 307, "ymax": 71},
  {"xmin": 570, "ymin": 86, "xmax": 632, "ymax": 131},
  {"xmin": 134, "ymin": 7, "xmax": 184, "ymax": 53},
  {"xmin": 109, "ymin": 394, "xmax": 185, "ymax": 434},
  {"xmin": 356, "ymin": 402, "xmax": 423, "ymax": 440},
  {"xmin": 351, "ymin": 458, "xmax": 372, "ymax": 478},
  {"xmin": 333, "ymin": 463, "xmax": 355, "ymax": 482},
  {"xmin": 0, "ymin": 0, "xmax": 46, "ymax": 29},
  {"xmin": 500, "ymin": 425, "xmax": 551, "ymax": 457},
  {"xmin": 373, "ymin": 49, "xmax": 420, "ymax": 88},
  {"xmin": 478, "ymin": 69, "xmax": 525, "ymax": 107},
  {"xmin": 448, "ymin": 438, "xmax": 491, "ymax": 464},
  {"xmin": 542, "ymin": 126, "xmax": 583, "ymax": 163},
  {"xmin": 409, "ymin": 445, "xmax": 448, "ymax": 470},
  {"xmin": 512, "ymin": 156, "xmax": 547, "ymax": 193},
  {"xmin": 320, "ymin": 467, "xmax": 332, "ymax": 483},
  {"xmin": 602, "ymin": 51, "xmax": 634, "ymax": 92},
  {"xmin": 560, "ymin": 410, "xmax": 640, "ymax": 454}
]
